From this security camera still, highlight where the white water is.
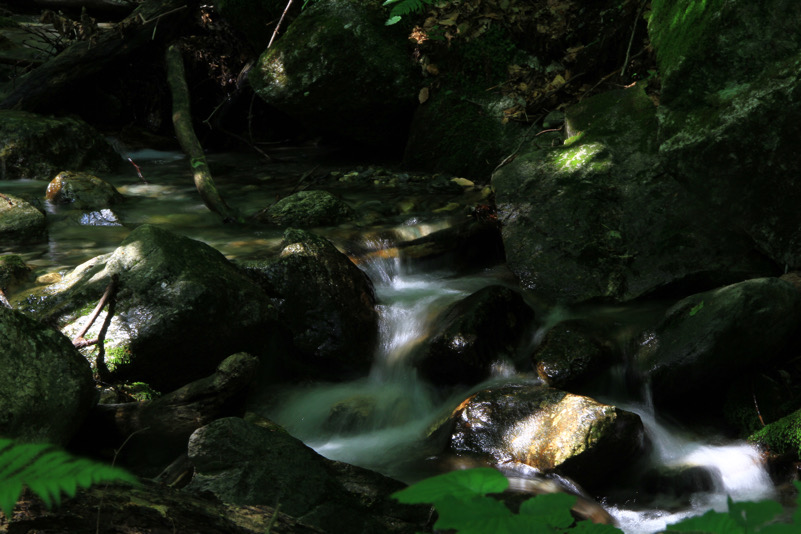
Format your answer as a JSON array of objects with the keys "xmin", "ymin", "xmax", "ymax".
[{"xmin": 262, "ymin": 231, "xmax": 777, "ymax": 532}]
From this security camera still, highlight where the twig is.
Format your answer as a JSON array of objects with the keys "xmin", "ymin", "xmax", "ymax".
[
  {"xmin": 753, "ymin": 385, "xmax": 766, "ymax": 427},
  {"xmin": 265, "ymin": 503, "xmax": 281, "ymax": 533},
  {"xmin": 268, "ymin": 0, "xmax": 295, "ymax": 49},
  {"xmin": 127, "ymin": 157, "xmax": 147, "ymax": 183},
  {"xmin": 621, "ymin": 0, "xmax": 647, "ymax": 78},
  {"xmin": 72, "ymin": 274, "xmax": 119, "ymax": 346}
]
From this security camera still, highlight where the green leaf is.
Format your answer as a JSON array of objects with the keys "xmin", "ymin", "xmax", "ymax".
[
  {"xmin": 392, "ymin": 467, "xmax": 509, "ymax": 505},
  {"xmin": 728, "ymin": 498, "xmax": 782, "ymax": 530},
  {"xmin": 385, "ymin": 15, "xmax": 402, "ymax": 25},
  {"xmin": 435, "ymin": 495, "xmax": 555, "ymax": 534},
  {"xmin": 190, "ymin": 157, "xmax": 205, "ymax": 169},
  {"xmin": 666, "ymin": 508, "xmax": 743, "ymax": 533},
  {"xmin": 0, "ymin": 438, "xmax": 138, "ymax": 519},
  {"xmin": 570, "ymin": 520, "xmax": 624, "ymax": 533},
  {"xmin": 689, "ymin": 301, "xmax": 704, "ymax": 316},
  {"xmin": 519, "ymin": 493, "xmax": 576, "ymax": 529}
]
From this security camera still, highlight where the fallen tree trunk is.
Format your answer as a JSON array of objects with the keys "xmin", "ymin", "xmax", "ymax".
[
  {"xmin": 165, "ymin": 42, "xmax": 240, "ymax": 222},
  {"xmin": 0, "ymin": 0, "xmax": 188, "ymax": 111}
]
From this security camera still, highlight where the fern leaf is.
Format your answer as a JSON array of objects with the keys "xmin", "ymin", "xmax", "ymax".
[
  {"xmin": 384, "ymin": 0, "xmax": 432, "ymax": 24},
  {"xmin": 0, "ymin": 438, "xmax": 138, "ymax": 519}
]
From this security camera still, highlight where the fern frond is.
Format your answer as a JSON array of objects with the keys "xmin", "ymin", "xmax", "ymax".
[
  {"xmin": 384, "ymin": 0, "xmax": 434, "ymax": 25},
  {"xmin": 0, "ymin": 437, "xmax": 138, "ymax": 519}
]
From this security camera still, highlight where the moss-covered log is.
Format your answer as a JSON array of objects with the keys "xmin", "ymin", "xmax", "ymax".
[{"xmin": 165, "ymin": 43, "xmax": 240, "ymax": 223}]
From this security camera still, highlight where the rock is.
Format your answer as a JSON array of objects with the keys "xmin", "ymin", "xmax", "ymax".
[
  {"xmin": 0, "ymin": 306, "xmax": 95, "ymax": 444},
  {"xmin": 533, "ymin": 321, "xmax": 612, "ymax": 389},
  {"xmin": 634, "ymin": 277, "xmax": 801, "ymax": 413},
  {"xmin": 241, "ymin": 228, "xmax": 377, "ymax": 379},
  {"xmin": 185, "ymin": 417, "xmax": 428, "ymax": 534},
  {"xmin": 0, "ymin": 192, "xmax": 47, "ymax": 244},
  {"xmin": 249, "ymin": 0, "xmax": 418, "ymax": 149},
  {"xmin": 650, "ymin": 1, "xmax": 801, "ymax": 268},
  {"xmin": 493, "ymin": 85, "xmax": 775, "ymax": 304},
  {"xmin": 0, "ymin": 110, "xmax": 120, "ymax": 179},
  {"xmin": 15, "ymin": 224, "xmax": 282, "ymax": 392},
  {"xmin": 0, "ymin": 254, "xmax": 31, "ymax": 293},
  {"xmin": 446, "ymin": 384, "xmax": 647, "ymax": 489},
  {"xmin": 73, "ymin": 353, "xmax": 260, "ymax": 478},
  {"xmin": 254, "ymin": 189, "xmax": 354, "ymax": 227},
  {"xmin": 45, "ymin": 170, "xmax": 124, "ymax": 210},
  {"xmin": 416, "ymin": 285, "xmax": 535, "ymax": 386}
]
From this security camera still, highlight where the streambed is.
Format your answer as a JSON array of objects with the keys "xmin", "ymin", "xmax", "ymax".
[{"xmin": 0, "ymin": 150, "xmax": 782, "ymax": 533}]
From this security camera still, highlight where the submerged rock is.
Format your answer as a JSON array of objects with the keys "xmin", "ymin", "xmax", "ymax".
[
  {"xmin": 45, "ymin": 170, "xmax": 124, "ymax": 210},
  {"xmin": 0, "ymin": 192, "xmax": 46, "ymax": 244},
  {"xmin": 0, "ymin": 110, "xmax": 120, "ymax": 179},
  {"xmin": 241, "ymin": 228, "xmax": 377, "ymax": 379},
  {"xmin": 445, "ymin": 384, "xmax": 647, "ymax": 489},
  {"xmin": 17, "ymin": 224, "xmax": 281, "ymax": 392},
  {"xmin": 0, "ymin": 306, "xmax": 95, "ymax": 444},
  {"xmin": 254, "ymin": 189, "xmax": 355, "ymax": 227},
  {"xmin": 634, "ymin": 277, "xmax": 801, "ymax": 414},
  {"xmin": 416, "ymin": 285, "xmax": 535, "ymax": 386}
]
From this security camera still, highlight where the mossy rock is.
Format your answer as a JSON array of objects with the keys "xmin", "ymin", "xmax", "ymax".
[
  {"xmin": 45, "ymin": 171, "xmax": 124, "ymax": 210},
  {"xmin": 0, "ymin": 110, "xmax": 120, "ymax": 179},
  {"xmin": 0, "ymin": 254, "xmax": 32, "ymax": 291},
  {"xmin": 255, "ymin": 189, "xmax": 354, "ymax": 227},
  {"xmin": 750, "ymin": 408, "xmax": 801, "ymax": 460},
  {"xmin": 0, "ymin": 193, "xmax": 47, "ymax": 244}
]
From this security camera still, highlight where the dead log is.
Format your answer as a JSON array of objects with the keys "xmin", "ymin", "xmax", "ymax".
[
  {"xmin": 165, "ymin": 42, "xmax": 241, "ymax": 222},
  {"xmin": 0, "ymin": 0, "xmax": 189, "ymax": 111},
  {"xmin": 71, "ymin": 352, "xmax": 259, "ymax": 477}
]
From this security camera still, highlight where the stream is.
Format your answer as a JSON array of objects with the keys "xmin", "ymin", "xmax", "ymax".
[{"xmin": 0, "ymin": 149, "xmax": 780, "ymax": 533}]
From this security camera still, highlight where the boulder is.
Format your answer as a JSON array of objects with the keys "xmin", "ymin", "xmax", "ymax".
[
  {"xmin": 0, "ymin": 192, "xmax": 46, "ymax": 244},
  {"xmin": 633, "ymin": 277, "xmax": 801, "ymax": 413},
  {"xmin": 185, "ymin": 417, "xmax": 428, "ymax": 534},
  {"xmin": 650, "ymin": 0, "xmax": 801, "ymax": 268},
  {"xmin": 0, "ymin": 110, "xmax": 120, "ymax": 179},
  {"xmin": 533, "ymin": 321, "xmax": 612, "ymax": 389},
  {"xmin": 254, "ymin": 189, "xmax": 354, "ymax": 227},
  {"xmin": 0, "ymin": 306, "xmax": 95, "ymax": 444},
  {"xmin": 45, "ymin": 170, "xmax": 124, "ymax": 210},
  {"xmin": 446, "ymin": 384, "xmax": 647, "ymax": 489},
  {"xmin": 249, "ymin": 0, "xmax": 418, "ymax": 149},
  {"xmin": 241, "ymin": 228, "xmax": 377, "ymax": 379},
  {"xmin": 0, "ymin": 254, "xmax": 32, "ymax": 293},
  {"xmin": 16, "ymin": 224, "xmax": 281, "ymax": 392},
  {"xmin": 493, "ymin": 85, "xmax": 776, "ymax": 304},
  {"xmin": 416, "ymin": 285, "xmax": 535, "ymax": 386}
]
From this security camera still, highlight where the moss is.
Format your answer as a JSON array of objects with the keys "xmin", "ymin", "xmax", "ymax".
[
  {"xmin": 104, "ymin": 343, "xmax": 133, "ymax": 372},
  {"xmin": 749, "ymin": 409, "xmax": 801, "ymax": 459},
  {"xmin": 648, "ymin": 0, "xmax": 725, "ymax": 74},
  {"xmin": 122, "ymin": 382, "xmax": 160, "ymax": 402}
]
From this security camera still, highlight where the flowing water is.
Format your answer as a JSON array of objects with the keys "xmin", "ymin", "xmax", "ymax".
[{"xmin": 1, "ymin": 150, "xmax": 782, "ymax": 533}]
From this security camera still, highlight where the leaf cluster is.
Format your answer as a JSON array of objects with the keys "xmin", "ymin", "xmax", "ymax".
[
  {"xmin": 382, "ymin": 0, "xmax": 435, "ymax": 25},
  {"xmin": 393, "ymin": 467, "xmax": 801, "ymax": 534},
  {"xmin": 0, "ymin": 437, "xmax": 138, "ymax": 519}
]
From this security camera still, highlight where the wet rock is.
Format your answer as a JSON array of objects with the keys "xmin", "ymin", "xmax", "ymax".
[
  {"xmin": 493, "ymin": 85, "xmax": 775, "ymax": 304},
  {"xmin": 0, "ymin": 306, "xmax": 95, "ymax": 444},
  {"xmin": 0, "ymin": 254, "xmax": 32, "ymax": 293},
  {"xmin": 185, "ymin": 417, "xmax": 428, "ymax": 534},
  {"xmin": 634, "ymin": 277, "xmax": 801, "ymax": 413},
  {"xmin": 0, "ymin": 110, "xmax": 120, "ymax": 179},
  {"xmin": 651, "ymin": 1, "xmax": 801, "ymax": 268},
  {"xmin": 416, "ymin": 285, "xmax": 535, "ymax": 386},
  {"xmin": 533, "ymin": 321, "xmax": 612, "ymax": 389},
  {"xmin": 641, "ymin": 465, "xmax": 718, "ymax": 502},
  {"xmin": 446, "ymin": 384, "xmax": 647, "ymax": 489},
  {"xmin": 240, "ymin": 228, "xmax": 377, "ymax": 379},
  {"xmin": 254, "ymin": 189, "xmax": 355, "ymax": 227},
  {"xmin": 0, "ymin": 192, "xmax": 46, "ymax": 244},
  {"xmin": 16, "ymin": 224, "xmax": 282, "ymax": 392},
  {"xmin": 249, "ymin": 0, "xmax": 418, "ymax": 149},
  {"xmin": 45, "ymin": 170, "xmax": 124, "ymax": 210}
]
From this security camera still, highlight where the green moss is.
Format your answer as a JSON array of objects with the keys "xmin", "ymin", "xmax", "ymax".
[
  {"xmin": 123, "ymin": 382, "xmax": 160, "ymax": 402},
  {"xmin": 648, "ymin": 0, "xmax": 724, "ymax": 74},
  {"xmin": 104, "ymin": 343, "xmax": 133, "ymax": 372},
  {"xmin": 749, "ymin": 409, "xmax": 801, "ymax": 459}
]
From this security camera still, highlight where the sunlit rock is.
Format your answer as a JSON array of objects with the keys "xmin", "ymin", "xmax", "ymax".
[
  {"xmin": 45, "ymin": 170, "xmax": 124, "ymax": 210},
  {"xmin": 0, "ymin": 110, "xmax": 120, "ymax": 179},
  {"xmin": 253, "ymin": 189, "xmax": 354, "ymax": 227},
  {"xmin": 445, "ymin": 384, "xmax": 647, "ymax": 488},
  {"xmin": 240, "ymin": 228, "xmax": 377, "ymax": 379},
  {"xmin": 0, "ymin": 192, "xmax": 46, "ymax": 243},
  {"xmin": 15, "ymin": 224, "xmax": 282, "ymax": 392},
  {"xmin": 634, "ymin": 277, "xmax": 801, "ymax": 415},
  {"xmin": 0, "ymin": 306, "xmax": 95, "ymax": 444},
  {"xmin": 415, "ymin": 285, "xmax": 535, "ymax": 386},
  {"xmin": 493, "ymin": 85, "xmax": 775, "ymax": 304}
]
